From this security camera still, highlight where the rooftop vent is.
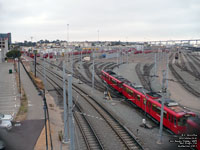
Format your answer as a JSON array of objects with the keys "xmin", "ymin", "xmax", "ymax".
[{"xmin": 159, "ymin": 99, "xmax": 179, "ymax": 107}]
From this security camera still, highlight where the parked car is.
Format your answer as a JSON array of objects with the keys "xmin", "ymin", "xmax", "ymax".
[
  {"xmin": 0, "ymin": 140, "xmax": 5, "ymax": 150},
  {"xmin": 0, "ymin": 113, "xmax": 13, "ymax": 121},
  {"xmin": 0, "ymin": 120, "xmax": 12, "ymax": 130}
]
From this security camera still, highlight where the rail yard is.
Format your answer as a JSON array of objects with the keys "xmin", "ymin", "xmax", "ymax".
[
  {"xmin": 20, "ymin": 46, "xmax": 200, "ymax": 150},
  {"xmin": 1, "ymin": 44, "xmax": 200, "ymax": 150}
]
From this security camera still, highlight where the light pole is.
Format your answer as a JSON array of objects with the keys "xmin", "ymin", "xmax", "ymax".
[
  {"xmin": 154, "ymin": 53, "xmax": 157, "ymax": 76},
  {"xmin": 142, "ymin": 89, "xmax": 148, "ymax": 116},
  {"xmin": 166, "ymin": 52, "xmax": 169, "ymax": 98},
  {"xmin": 67, "ymin": 24, "xmax": 69, "ymax": 44},
  {"xmin": 158, "ymin": 70, "xmax": 166, "ymax": 144},
  {"xmin": 63, "ymin": 58, "xmax": 69, "ymax": 143},
  {"xmin": 68, "ymin": 74, "xmax": 75, "ymax": 150},
  {"xmin": 126, "ymin": 48, "xmax": 128, "ymax": 64},
  {"xmin": 18, "ymin": 57, "xmax": 21, "ymax": 97},
  {"xmin": 97, "ymin": 30, "xmax": 99, "ymax": 42},
  {"xmin": 81, "ymin": 48, "xmax": 83, "ymax": 67},
  {"xmin": 92, "ymin": 50, "xmax": 95, "ymax": 93},
  {"xmin": 34, "ymin": 50, "xmax": 37, "ymax": 77}
]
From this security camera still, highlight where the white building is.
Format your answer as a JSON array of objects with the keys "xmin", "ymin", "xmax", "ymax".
[{"xmin": 0, "ymin": 38, "xmax": 9, "ymax": 63}]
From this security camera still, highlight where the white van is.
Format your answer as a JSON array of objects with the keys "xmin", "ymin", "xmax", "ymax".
[{"xmin": 0, "ymin": 113, "xmax": 13, "ymax": 121}]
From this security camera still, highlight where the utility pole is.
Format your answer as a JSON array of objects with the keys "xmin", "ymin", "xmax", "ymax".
[
  {"xmin": 71, "ymin": 48, "xmax": 73, "ymax": 74},
  {"xmin": 18, "ymin": 57, "xmax": 21, "ymax": 97},
  {"xmin": 126, "ymin": 48, "xmax": 128, "ymax": 64},
  {"xmin": 63, "ymin": 59, "xmax": 69, "ymax": 143},
  {"xmin": 154, "ymin": 53, "xmax": 157, "ymax": 76},
  {"xmin": 97, "ymin": 30, "xmax": 99, "ymax": 42},
  {"xmin": 166, "ymin": 52, "xmax": 169, "ymax": 97},
  {"xmin": 120, "ymin": 47, "xmax": 122, "ymax": 64},
  {"xmin": 34, "ymin": 51, "xmax": 37, "ymax": 77},
  {"xmin": 116, "ymin": 48, "xmax": 119, "ymax": 74},
  {"xmin": 68, "ymin": 74, "xmax": 75, "ymax": 150},
  {"xmin": 67, "ymin": 24, "xmax": 69, "ymax": 44},
  {"xmin": 43, "ymin": 89, "xmax": 48, "ymax": 150},
  {"xmin": 43, "ymin": 58, "xmax": 47, "ymax": 88},
  {"xmin": 158, "ymin": 70, "xmax": 166, "ymax": 144},
  {"xmin": 81, "ymin": 48, "xmax": 83, "ymax": 67},
  {"xmin": 92, "ymin": 51, "xmax": 95, "ymax": 92},
  {"xmin": 42, "ymin": 56, "xmax": 48, "ymax": 150}
]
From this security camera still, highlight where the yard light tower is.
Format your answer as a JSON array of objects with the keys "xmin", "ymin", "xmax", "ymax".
[
  {"xmin": 97, "ymin": 30, "xmax": 99, "ymax": 42},
  {"xmin": 68, "ymin": 74, "xmax": 75, "ymax": 150},
  {"xmin": 157, "ymin": 70, "xmax": 166, "ymax": 144},
  {"xmin": 63, "ymin": 58, "xmax": 69, "ymax": 144},
  {"xmin": 92, "ymin": 50, "xmax": 95, "ymax": 93}
]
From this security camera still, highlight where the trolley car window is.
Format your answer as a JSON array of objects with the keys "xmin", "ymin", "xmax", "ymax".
[
  {"xmin": 126, "ymin": 87, "xmax": 133, "ymax": 96},
  {"xmin": 164, "ymin": 112, "xmax": 167, "ymax": 118},
  {"xmin": 111, "ymin": 78, "xmax": 117, "ymax": 85},
  {"xmin": 152, "ymin": 105, "xmax": 167, "ymax": 118},
  {"xmin": 177, "ymin": 115, "xmax": 191, "ymax": 126},
  {"xmin": 137, "ymin": 95, "xmax": 140, "ymax": 101},
  {"xmin": 148, "ymin": 102, "xmax": 151, "ymax": 108},
  {"xmin": 174, "ymin": 117, "xmax": 177, "ymax": 126},
  {"xmin": 178, "ymin": 117, "xmax": 187, "ymax": 126},
  {"xmin": 143, "ymin": 98, "xmax": 146, "ymax": 105},
  {"xmin": 168, "ymin": 114, "xmax": 171, "ymax": 121},
  {"xmin": 171, "ymin": 116, "xmax": 173, "ymax": 123},
  {"xmin": 119, "ymin": 83, "xmax": 123, "ymax": 89}
]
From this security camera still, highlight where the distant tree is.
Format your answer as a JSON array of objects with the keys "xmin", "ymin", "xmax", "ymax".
[{"xmin": 6, "ymin": 50, "xmax": 21, "ymax": 58}]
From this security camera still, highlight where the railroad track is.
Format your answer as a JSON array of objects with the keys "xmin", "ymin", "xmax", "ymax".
[
  {"xmin": 36, "ymin": 65, "xmax": 105, "ymax": 150},
  {"xmin": 169, "ymin": 55, "xmax": 200, "ymax": 97},
  {"xmin": 83, "ymin": 61, "xmax": 121, "ymax": 98},
  {"xmin": 36, "ymin": 62, "xmax": 144, "ymax": 150},
  {"xmin": 174, "ymin": 53, "xmax": 200, "ymax": 81},
  {"xmin": 193, "ymin": 55, "xmax": 200, "ymax": 62},
  {"xmin": 135, "ymin": 63, "xmax": 151, "ymax": 91},
  {"xmin": 74, "ymin": 87, "xmax": 144, "ymax": 150},
  {"xmin": 183, "ymin": 53, "xmax": 200, "ymax": 79},
  {"xmin": 74, "ymin": 103, "xmax": 105, "ymax": 150},
  {"xmin": 179, "ymin": 53, "xmax": 187, "ymax": 71},
  {"xmin": 187, "ymin": 54, "xmax": 200, "ymax": 70},
  {"xmin": 143, "ymin": 63, "xmax": 154, "ymax": 91}
]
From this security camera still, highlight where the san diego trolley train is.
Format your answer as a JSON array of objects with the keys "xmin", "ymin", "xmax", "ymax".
[{"xmin": 101, "ymin": 70, "xmax": 199, "ymax": 135}]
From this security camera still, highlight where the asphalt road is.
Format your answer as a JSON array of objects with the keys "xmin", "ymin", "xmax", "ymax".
[{"xmin": 0, "ymin": 119, "xmax": 44, "ymax": 150}]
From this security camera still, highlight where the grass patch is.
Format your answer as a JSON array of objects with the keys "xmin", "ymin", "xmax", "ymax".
[
  {"xmin": 14, "ymin": 62, "xmax": 28, "ymax": 121},
  {"xmin": 29, "ymin": 71, "xmax": 44, "ymax": 90},
  {"xmin": 15, "ymin": 91, "xmax": 28, "ymax": 121}
]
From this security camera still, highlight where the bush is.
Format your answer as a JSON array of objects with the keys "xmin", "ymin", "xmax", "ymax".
[{"xmin": 6, "ymin": 50, "xmax": 21, "ymax": 58}]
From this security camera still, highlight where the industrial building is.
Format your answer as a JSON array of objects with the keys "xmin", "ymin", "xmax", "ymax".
[{"xmin": 0, "ymin": 33, "xmax": 11, "ymax": 62}]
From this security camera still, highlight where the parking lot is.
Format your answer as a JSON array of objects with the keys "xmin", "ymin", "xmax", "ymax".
[{"xmin": 0, "ymin": 63, "xmax": 20, "ymax": 117}]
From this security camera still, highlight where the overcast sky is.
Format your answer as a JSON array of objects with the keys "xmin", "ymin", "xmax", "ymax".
[{"xmin": 0, "ymin": 0, "xmax": 200, "ymax": 42}]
